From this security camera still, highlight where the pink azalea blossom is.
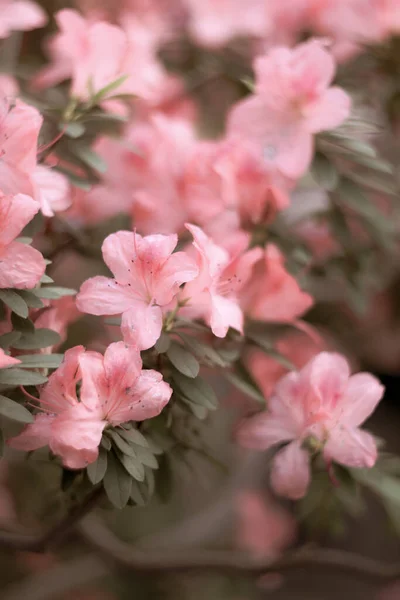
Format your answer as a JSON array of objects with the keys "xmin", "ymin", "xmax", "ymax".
[
  {"xmin": 183, "ymin": 0, "xmax": 271, "ymax": 48},
  {"xmin": 0, "ymin": 348, "xmax": 19, "ymax": 369},
  {"xmin": 8, "ymin": 342, "xmax": 172, "ymax": 469},
  {"xmin": 183, "ymin": 224, "xmax": 262, "ymax": 338},
  {"xmin": 0, "ymin": 0, "xmax": 47, "ymax": 39},
  {"xmin": 240, "ymin": 244, "xmax": 313, "ymax": 323},
  {"xmin": 76, "ymin": 231, "xmax": 198, "ymax": 350},
  {"xmin": 237, "ymin": 352, "xmax": 384, "ymax": 499},
  {"xmin": 32, "ymin": 165, "xmax": 70, "ymax": 217},
  {"xmin": 228, "ymin": 39, "xmax": 351, "ymax": 179},
  {"xmin": 0, "ymin": 193, "xmax": 46, "ymax": 289},
  {"xmin": 236, "ymin": 490, "xmax": 296, "ymax": 558}
]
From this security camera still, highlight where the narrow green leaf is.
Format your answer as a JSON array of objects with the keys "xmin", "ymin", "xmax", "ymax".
[
  {"xmin": 11, "ymin": 313, "xmax": 35, "ymax": 334},
  {"xmin": 18, "ymin": 354, "xmax": 63, "ymax": 369},
  {"xmin": 177, "ymin": 332, "xmax": 228, "ymax": 367},
  {"xmin": 154, "ymin": 332, "xmax": 171, "ymax": 354},
  {"xmin": 91, "ymin": 75, "xmax": 129, "ymax": 104},
  {"xmin": 15, "ymin": 290, "xmax": 44, "ymax": 309},
  {"xmin": 0, "ymin": 395, "xmax": 34, "ymax": 423},
  {"xmin": 75, "ymin": 146, "xmax": 108, "ymax": 174},
  {"xmin": 225, "ymin": 372, "xmax": 266, "ymax": 405},
  {"xmin": 173, "ymin": 372, "xmax": 218, "ymax": 410},
  {"xmin": 167, "ymin": 342, "xmax": 200, "ymax": 378},
  {"xmin": 34, "ymin": 287, "xmax": 76, "ymax": 300},
  {"xmin": 117, "ymin": 451, "xmax": 145, "ymax": 482},
  {"xmin": 134, "ymin": 446, "xmax": 158, "ymax": 470},
  {"xmin": 0, "ymin": 332, "xmax": 21, "ymax": 349},
  {"xmin": 108, "ymin": 431, "xmax": 137, "ymax": 457},
  {"xmin": 180, "ymin": 396, "xmax": 208, "ymax": 419},
  {"xmin": 87, "ymin": 446, "xmax": 108, "ymax": 484},
  {"xmin": 101, "ymin": 435, "xmax": 111, "ymax": 451},
  {"xmin": 0, "ymin": 290, "xmax": 29, "ymax": 318},
  {"xmin": 119, "ymin": 427, "xmax": 149, "ymax": 448},
  {"xmin": 0, "ymin": 369, "xmax": 47, "ymax": 386},
  {"xmin": 12, "ymin": 329, "xmax": 60, "ymax": 350},
  {"xmin": 130, "ymin": 479, "xmax": 149, "ymax": 506},
  {"xmin": 40, "ymin": 274, "xmax": 54, "ymax": 284},
  {"xmin": 103, "ymin": 451, "xmax": 132, "ymax": 509},
  {"xmin": 311, "ymin": 153, "xmax": 339, "ymax": 191},
  {"xmin": 145, "ymin": 467, "xmax": 155, "ymax": 497}
]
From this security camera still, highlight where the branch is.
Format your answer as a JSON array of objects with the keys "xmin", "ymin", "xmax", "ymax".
[
  {"xmin": 79, "ymin": 514, "xmax": 400, "ymax": 582},
  {"xmin": 0, "ymin": 486, "xmax": 102, "ymax": 553}
]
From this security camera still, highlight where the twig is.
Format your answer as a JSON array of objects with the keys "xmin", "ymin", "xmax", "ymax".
[
  {"xmin": 79, "ymin": 514, "xmax": 400, "ymax": 582},
  {"xmin": 0, "ymin": 486, "xmax": 102, "ymax": 552}
]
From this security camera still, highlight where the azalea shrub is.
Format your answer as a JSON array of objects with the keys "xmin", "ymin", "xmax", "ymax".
[{"xmin": 1, "ymin": 0, "xmax": 400, "ymax": 598}]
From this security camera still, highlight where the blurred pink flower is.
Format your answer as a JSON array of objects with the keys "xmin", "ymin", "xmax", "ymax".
[
  {"xmin": 240, "ymin": 244, "xmax": 313, "ymax": 323},
  {"xmin": 183, "ymin": 0, "xmax": 271, "ymax": 48},
  {"xmin": 237, "ymin": 352, "xmax": 384, "ymax": 499},
  {"xmin": 0, "ymin": 0, "xmax": 47, "ymax": 39},
  {"xmin": 228, "ymin": 39, "xmax": 351, "ymax": 179},
  {"xmin": 8, "ymin": 342, "xmax": 172, "ymax": 469},
  {"xmin": 0, "ymin": 193, "xmax": 46, "ymax": 289},
  {"xmin": 31, "ymin": 165, "xmax": 70, "ymax": 217},
  {"xmin": 236, "ymin": 490, "xmax": 296, "ymax": 558},
  {"xmin": 183, "ymin": 224, "xmax": 262, "ymax": 337},
  {"xmin": 0, "ymin": 348, "xmax": 19, "ymax": 369},
  {"xmin": 77, "ymin": 231, "xmax": 198, "ymax": 349}
]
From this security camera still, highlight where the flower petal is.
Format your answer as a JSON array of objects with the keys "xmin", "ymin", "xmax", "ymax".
[
  {"xmin": 237, "ymin": 412, "xmax": 297, "ymax": 450},
  {"xmin": 121, "ymin": 303, "xmax": 163, "ymax": 350},
  {"xmin": 76, "ymin": 276, "xmax": 134, "ymax": 315},
  {"xmin": 337, "ymin": 373, "xmax": 384, "ymax": 427},
  {"xmin": 40, "ymin": 346, "xmax": 84, "ymax": 414},
  {"xmin": 324, "ymin": 426, "xmax": 378, "ymax": 469},
  {"xmin": 8, "ymin": 413, "xmax": 54, "ymax": 451},
  {"xmin": 305, "ymin": 87, "xmax": 351, "ymax": 133},
  {"xmin": 270, "ymin": 441, "xmax": 310, "ymax": 499},
  {"xmin": 209, "ymin": 293, "xmax": 243, "ymax": 337},
  {"xmin": 0, "ymin": 241, "xmax": 46, "ymax": 289}
]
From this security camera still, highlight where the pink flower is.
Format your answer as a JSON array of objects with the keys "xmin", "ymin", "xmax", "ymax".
[
  {"xmin": 240, "ymin": 244, "xmax": 313, "ymax": 323},
  {"xmin": 76, "ymin": 231, "xmax": 198, "ymax": 350},
  {"xmin": 0, "ymin": 98, "xmax": 43, "ymax": 196},
  {"xmin": 0, "ymin": 0, "xmax": 47, "ymax": 39},
  {"xmin": 0, "ymin": 193, "xmax": 46, "ymax": 289},
  {"xmin": 183, "ymin": 224, "xmax": 262, "ymax": 337},
  {"xmin": 8, "ymin": 342, "xmax": 172, "ymax": 469},
  {"xmin": 228, "ymin": 39, "xmax": 351, "ymax": 179},
  {"xmin": 31, "ymin": 166, "xmax": 70, "ymax": 217},
  {"xmin": 236, "ymin": 490, "xmax": 296, "ymax": 558},
  {"xmin": 237, "ymin": 352, "xmax": 384, "ymax": 499},
  {"xmin": 0, "ymin": 348, "xmax": 19, "ymax": 369},
  {"xmin": 183, "ymin": 0, "xmax": 271, "ymax": 48}
]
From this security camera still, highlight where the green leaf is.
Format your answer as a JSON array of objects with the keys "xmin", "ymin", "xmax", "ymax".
[
  {"xmin": 173, "ymin": 372, "xmax": 218, "ymax": 410},
  {"xmin": 101, "ymin": 435, "xmax": 111, "ymax": 451},
  {"xmin": 154, "ymin": 332, "xmax": 171, "ymax": 354},
  {"xmin": 40, "ymin": 274, "xmax": 54, "ymax": 284},
  {"xmin": 311, "ymin": 153, "xmax": 339, "ymax": 191},
  {"xmin": 91, "ymin": 75, "xmax": 129, "ymax": 104},
  {"xmin": 179, "ymin": 396, "xmax": 208, "ymax": 420},
  {"xmin": 63, "ymin": 122, "xmax": 86, "ymax": 138},
  {"xmin": 0, "ymin": 332, "xmax": 21, "ymax": 349},
  {"xmin": 0, "ymin": 369, "xmax": 47, "ymax": 386},
  {"xmin": 18, "ymin": 354, "xmax": 63, "ymax": 369},
  {"xmin": 117, "ymin": 451, "xmax": 145, "ymax": 482},
  {"xmin": 11, "ymin": 313, "xmax": 35, "ymax": 334},
  {"xmin": 145, "ymin": 467, "xmax": 155, "ymax": 496},
  {"xmin": 0, "ymin": 290, "xmax": 29, "ymax": 318},
  {"xmin": 75, "ymin": 146, "xmax": 108, "ymax": 174},
  {"xmin": 15, "ymin": 290, "xmax": 44, "ymax": 309},
  {"xmin": 118, "ymin": 427, "xmax": 149, "ymax": 448},
  {"xmin": 167, "ymin": 342, "xmax": 200, "ymax": 378},
  {"xmin": 225, "ymin": 371, "xmax": 266, "ymax": 405},
  {"xmin": 0, "ymin": 395, "xmax": 34, "ymax": 423},
  {"xmin": 108, "ymin": 431, "xmax": 137, "ymax": 457},
  {"xmin": 177, "ymin": 332, "xmax": 228, "ymax": 367},
  {"xmin": 87, "ymin": 446, "xmax": 108, "ymax": 484},
  {"xmin": 103, "ymin": 451, "xmax": 132, "ymax": 509},
  {"xmin": 34, "ymin": 287, "xmax": 76, "ymax": 300},
  {"xmin": 130, "ymin": 479, "xmax": 149, "ymax": 506},
  {"xmin": 12, "ymin": 329, "xmax": 61, "ymax": 350},
  {"xmin": 133, "ymin": 446, "xmax": 158, "ymax": 470}
]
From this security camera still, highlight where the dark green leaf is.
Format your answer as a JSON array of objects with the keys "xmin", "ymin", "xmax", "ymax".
[
  {"xmin": 108, "ymin": 431, "xmax": 137, "ymax": 457},
  {"xmin": 12, "ymin": 329, "xmax": 61, "ymax": 350},
  {"xmin": 87, "ymin": 446, "xmax": 108, "ymax": 484},
  {"xmin": 75, "ymin": 146, "xmax": 108, "ymax": 174},
  {"xmin": 0, "ymin": 395, "xmax": 33, "ymax": 423},
  {"xmin": 11, "ymin": 313, "xmax": 35, "ymax": 334},
  {"xmin": 0, "ymin": 369, "xmax": 47, "ymax": 386},
  {"xmin": 18, "ymin": 354, "xmax": 63, "ymax": 369},
  {"xmin": 154, "ymin": 332, "xmax": 171, "ymax": 354},
  {"xmin": 117, "ymin": 451, "xmax": 145, "ymax": 482},
  {"xmin": 34, "ymin": 287, "xmax": 76, "ymax": 300},
  {"xmin": 0, "ymin": 290, "xmax": 29, "ymax": 318},
  {"xmin": 0, "ymin": 332, "xmax": 21, "ymax": 349},
  {"xmin": 134, "ymin": 446, "xmax": 158, "ymax": 469},
  {"xmin": 130, "ymin": 479, "xmax": 149, "ymax": 506},
  {"xmin": 311, "ymin": 153, "xmax": 339, "ymax": 191},
  {"xmin": 167, "ymin": 342, "xmax": 200, "ymax": 378},
  {"xmin": 103, "ymin": 451, "xmax": 132, "ymax": 509},
  {"xmin": 119, "ymin": 427, "xmax": 149, "ymax": 448},
  {"xmin": 101, "ymin": 435, "xmax": 111, "ymax": 451},
  {"xmin": 180, "ymin": 396, "xmax": 208, "ymax": 419},
  {"xmin": 177, "ymin": 332, "xmax": 228, "ymax": 367},
  {"xmin": 173, "ymin": 372, "xmax": 218, "ymax": 410}
]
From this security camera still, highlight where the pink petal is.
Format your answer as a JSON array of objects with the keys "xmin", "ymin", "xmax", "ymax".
[
  {"xmin": 209, "ymin": 293, "xmax": 243, "ymax": 337},
  {"xmin": 0, "ymin": 99, "xmax": 42, "ymax": 176},
  {"xmin": 270, "ymin": 441, "xmax": 310, "ymax": 499},
  {"xmin": 121, "ymin": 303, "xmax": 163, "ymax": 350},
  {"xmin": 237, "ymin": 412, "xmax": 297, "ymax": 450},
  {"xmin": 185, "ymin": 223, "xmax": 229, "ymax": 280},
  {"xmin": 337, "ymin": 373, "xmax": 384, "ymax": 427},
  {"xmin": 0, "ymin": 193, "xmax": 39, "ymax": 247},
  {"xmin": 78, "ymin": 350, "xmax": 108, "ymax": 414},
  {"xmin": 102, "ymin": 231, "xmax": 138, "ymax": 285},
  {"xmin": 137, "ymin": 233, "xmax": 178, "ymax": 264},
  {"xmin": 0, "ymin": 1, "xmax": 47, "ymax": 37},
  {"xmin": 324, "ymin": 426, "xmax": 378, "ymax": 469},
  {"xmin": 76, "ymin": 276, "xmax": 135, "ymax": 315},
  {"xmin": 154, "ymin": 251, "xmax": 199, "ymax": 305},
  {"xmin": 0, "ymin": 349, "xmax": 20, "ymax": 368},
  {"xmin": 32, "ymin": 165, "xmax": 70, "ymax": 217},
  {"xmin": 102, "ymin": 342, "xmax": 143, "ymax": 418},
  {"xmin": 50, "ymin": 404, "xmax": 105, "ymax": 469},
  {"xmin": 0, "ymin": 241, "xmax": 46, "ymax": 289},
  {"xmin": 305, "ymin": 87, "xmax": 351, "ymax": 133},
  {"xmin": 8, "ymin": 413, "xmax": 54, "ymax": 451},
  {"xmin": 108, "ymin": 369, "xmax": 172, "ymax": 425},
  {"xmin": 304, "ymin": 352, "xmax": 350, "ymax": 412},
  {"xmin": 40, "ymin": 346, "xmax": 84, "ymax": 414}
]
